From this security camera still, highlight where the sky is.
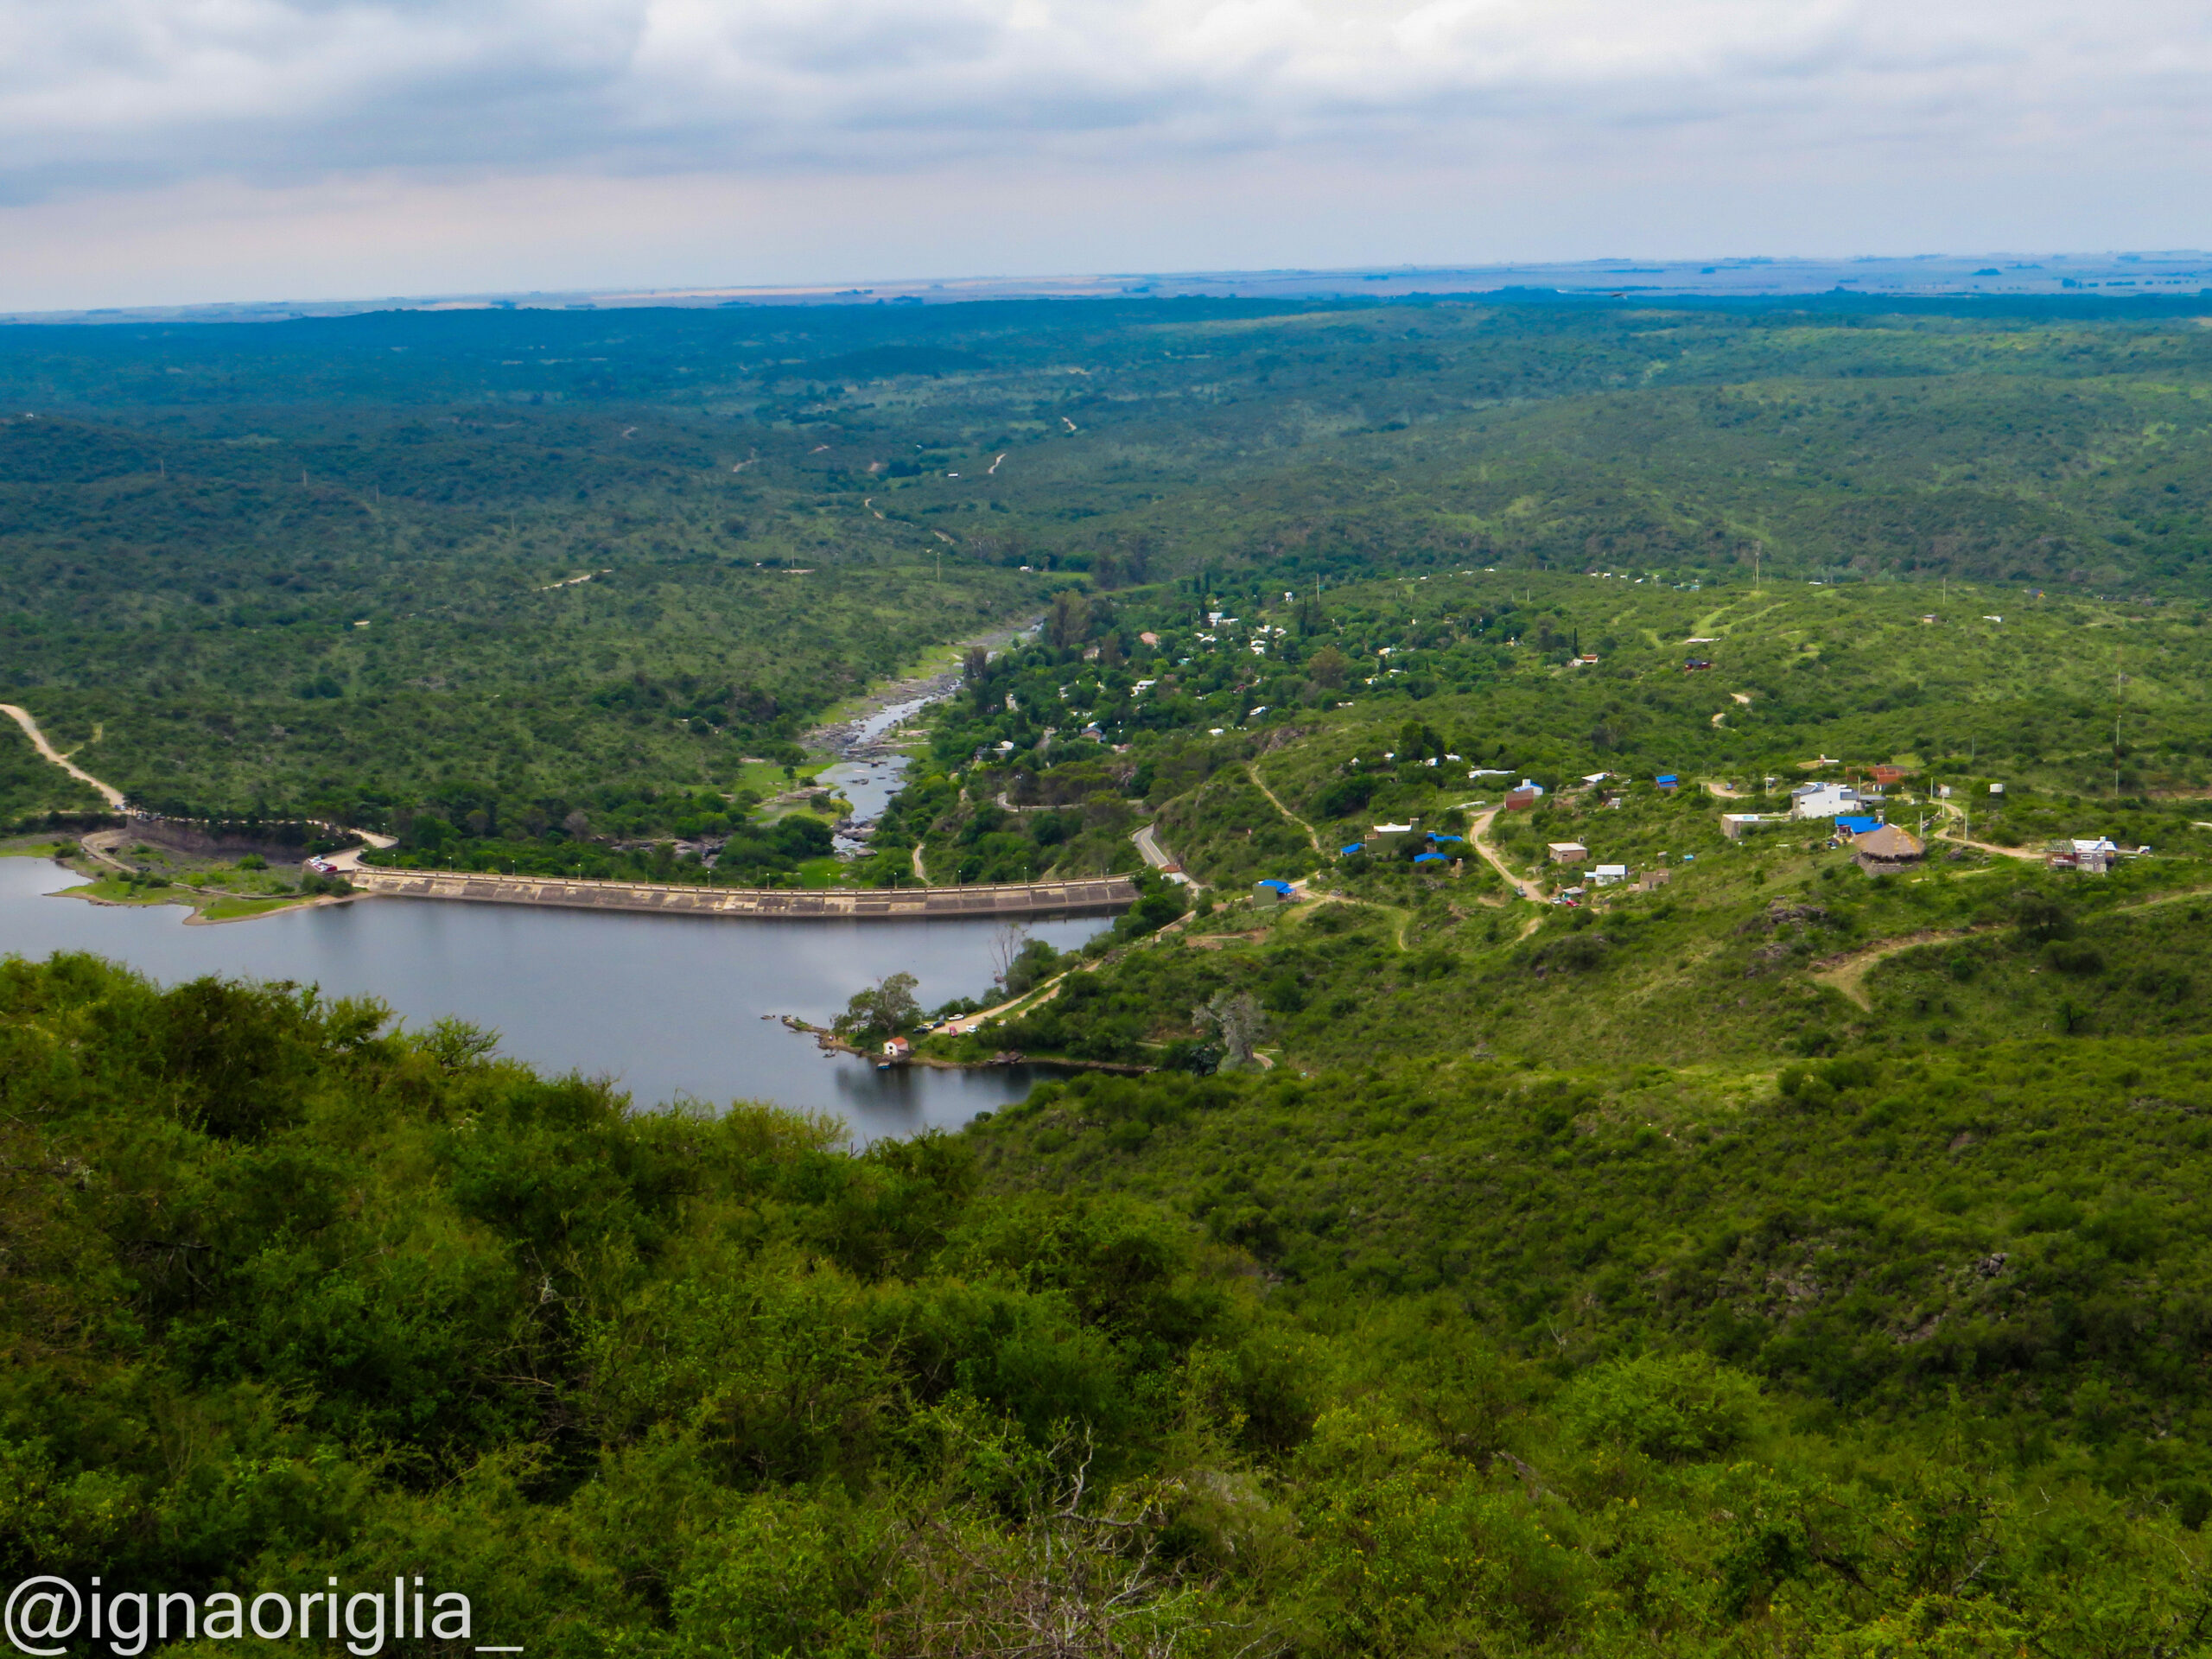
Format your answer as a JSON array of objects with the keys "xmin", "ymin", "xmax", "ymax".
[{"xmin": 3, "ymin": 0, "xmax": 2209, "ymax": 310}]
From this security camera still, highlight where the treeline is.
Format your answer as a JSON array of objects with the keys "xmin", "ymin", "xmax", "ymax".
[{"xmin": 367, "ymin": 808, "xmax": 836, "ymax": 886}]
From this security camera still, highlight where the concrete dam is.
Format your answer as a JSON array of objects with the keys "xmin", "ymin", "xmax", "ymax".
[{"xmin": 349, "ymin": 868, "xmax": 1139, "ymax": 920}]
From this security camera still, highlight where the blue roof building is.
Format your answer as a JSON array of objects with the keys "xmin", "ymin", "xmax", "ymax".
[
  {"xmin": 1834, "ymin": 815, "xmax": 1884, "ymax": 836},
  {"xmin": 1413, "ymin": 851, "xmax": 1448, "ymax": 865},
  {"xmin": 1340, "ymin": 842, "xmax": 1366, "ymax": 856}
]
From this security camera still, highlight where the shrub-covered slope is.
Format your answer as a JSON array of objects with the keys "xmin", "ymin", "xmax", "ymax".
[{"xmin": 7, "ymin": 951, "xmax": 2212, "ymax": 1656}]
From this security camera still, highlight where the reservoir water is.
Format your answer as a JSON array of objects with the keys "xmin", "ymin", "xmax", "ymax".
[
  {"xmin": 0, "ymin": 856, "xmax": 1103, "ymax": 1141},
  {"xmin": 0, "ymin": 684, "xmax": 1107, "ymax": 1140},
  {"xmin": 0, "ymin": 688, "xmax": 1114, "ymax": 1147}
]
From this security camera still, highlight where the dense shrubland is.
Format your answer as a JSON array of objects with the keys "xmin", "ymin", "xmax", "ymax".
[{"xmin": 6, "ymin": 953, "xmax": 2210, "ymax": 1657}]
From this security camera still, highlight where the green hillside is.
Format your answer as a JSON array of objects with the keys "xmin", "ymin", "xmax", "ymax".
[{"xmin": 5, "ymin": 955, "xmax": 2209, "ymax": 1658}]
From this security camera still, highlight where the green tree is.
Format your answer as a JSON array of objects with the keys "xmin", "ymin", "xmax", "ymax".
[{"xmin": 836, "ymin": 972, "xmax": 922, "ymax": 1041}]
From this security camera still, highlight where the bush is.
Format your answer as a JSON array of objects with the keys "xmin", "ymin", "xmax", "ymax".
[
  {"xmin": 1558, "ymin": 1351, "xmax": 1761, "ymax": 1461},
  {"xmin": 2044, "ymin": 940, "xmax": 2105, "ymax": 976}
]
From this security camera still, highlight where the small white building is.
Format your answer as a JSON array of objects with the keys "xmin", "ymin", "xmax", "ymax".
[
  {"xmin": 1789, "ymin": 782, "xmax": 1862, "ymax": 821},
  {"xmin": 1592, "ymin": 864, "xmax": 1630, "ymax": 887}
]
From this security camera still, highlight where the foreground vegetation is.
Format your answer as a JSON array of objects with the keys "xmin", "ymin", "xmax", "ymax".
[{"xmin": 6, "ymin": 953, "xmax": 2210, "ymax": 1658}]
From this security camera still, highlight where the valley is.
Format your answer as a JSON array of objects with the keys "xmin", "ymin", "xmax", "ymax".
[{"xmin": 8, "ymin": 291, "xmax": 2212, "ymax": 1656}]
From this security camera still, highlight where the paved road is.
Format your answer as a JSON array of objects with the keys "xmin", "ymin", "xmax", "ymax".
[
  {"xmin": 322, "ymin": 830, "xmax": 397, "ymax": 872},
  {"xmin": 2, "ymin": 704, "xmax": 126, "ymax": 809},
  {"xmin": 1132, "ymin": 823, "xmax": 1195, "ymax": 886}
]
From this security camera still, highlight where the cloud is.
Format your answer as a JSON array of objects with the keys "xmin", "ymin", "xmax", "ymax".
[
  {"xmin": 0, "ymin": 0, "xmax": 2209, "ymax": 308},
  {"xmin": 3, "ymin": 0, "xmax": 2207, "ymax": 198}
]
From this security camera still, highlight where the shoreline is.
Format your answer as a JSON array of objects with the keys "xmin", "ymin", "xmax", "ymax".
[
  {"xmin": 776, "ymin": 1014, "xmax": 1153, "ymax": 1076},
  {"xmin": 41, "ymin": 858, "xmax": 368, "ymax": 928}
]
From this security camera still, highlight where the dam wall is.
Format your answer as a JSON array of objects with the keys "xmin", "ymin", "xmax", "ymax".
[{"xmin": 349, "ymin": 868, "xmax": 1138, "ymax": 920}]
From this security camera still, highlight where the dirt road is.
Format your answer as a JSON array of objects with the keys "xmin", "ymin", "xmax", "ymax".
[
  {"xmin": 1, "ymin": 704, "xmax": 126, "ymax": 809},
  {"xmin": 1927, "ymin": 799, "xmax": 2041, "ymax": 861},
  {"xmin": 1469, "ymin": 807, "xmax": 1542, "ymax": 901},
  {"xmin": 1812, "ymin": 881, "xmax": 2212, "ymax": 1008},
  {"xmin": 1245, "ymin": 762, "xmax": 1324, "ymax": 855},
  {"xmin": 322, "ymin": 831, "xmax": 397, "ymax": 872}
]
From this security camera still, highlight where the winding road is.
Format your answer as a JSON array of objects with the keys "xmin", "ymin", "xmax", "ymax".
[
  {"xmin": 1131, "ymin": 823, "xmax": 1195, "ymax": 887},
  {"xmin": 2, "ymin": 704, "xmax": 126, "ymax": 809},
  {"xmin": 1929, "ymin": 798, "xmax": 2043, "ymax": 861},
  {"xmin": 3, "ymin": 702, "xmax": 396, "ymax": 868},
  {"xmin": 1244, "ymin": 762, "xmax": 1325, "ymax": 855},
  {"xmin": 1468, "ymin": 806, "xmax": 1544, "ymax": 902}
]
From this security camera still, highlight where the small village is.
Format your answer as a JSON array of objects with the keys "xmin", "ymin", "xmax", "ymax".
[{"xmin": 1226, "ymin": 760, "xmax": 2157, "ymax": 920}]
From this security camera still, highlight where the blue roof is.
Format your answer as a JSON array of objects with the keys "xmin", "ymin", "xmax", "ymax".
[
  {"xmin": 1427, "ymin": 833, "xmax": 1465, "ymax": 845},
  {"xmin": 1413, "ymin": 852, "xmax": 1448, "ymax": 864},
  {"xmin": 1834, "ymin": 815, "xmax": 1883, "ymax": 834},
  {"xmin": 1256, "ymin": 879, "xmax": 1294, "ymax": 893},
  {"xmin": 1656, "ymin": 773, "xmax": 1680, "ymax": 784},
  {"xmin": 1340, "ymin": 842, "xmax": 1365, "ymax": 855}
]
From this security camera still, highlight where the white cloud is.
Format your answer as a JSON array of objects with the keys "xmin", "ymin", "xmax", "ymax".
[
  {"xmin": 0, "ymin": 0, "xmax": 2207, "ymax": 303},
  {"xmin": 3, "ymin": 0, "xmax": 2207, "ymax": 187}
]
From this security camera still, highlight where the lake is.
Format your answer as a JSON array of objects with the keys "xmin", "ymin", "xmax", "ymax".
[{"xmin": 0, "ymin": 852, "xmax": 1106, "ymax": 1144}]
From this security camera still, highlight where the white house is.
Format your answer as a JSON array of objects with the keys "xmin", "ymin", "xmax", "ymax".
[{"xmin": 1789, "ymin": 782, "xmax": 1862, "ymax": 820}]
